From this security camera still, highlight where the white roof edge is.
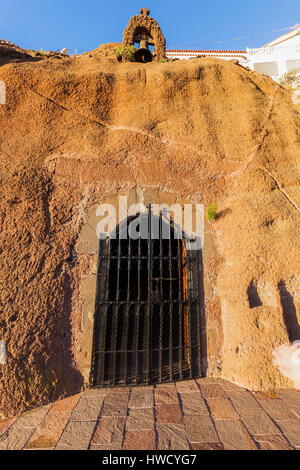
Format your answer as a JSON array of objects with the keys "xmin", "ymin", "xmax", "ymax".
[{"xmin": 264, "ymin": 27, "xmax": 300, "ymax": 48}]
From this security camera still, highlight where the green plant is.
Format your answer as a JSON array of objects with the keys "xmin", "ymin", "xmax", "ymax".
[
  {"xmin": 160, "ymin": 58, "xmax": 168, "ymax": 63},
  {"xmin": 206, "ymin": 203, "xmax": 218, "ymax": 221},
  {"xmin": 115, "ymin": 45, "xmax": 123, "ymax": 58},
  {"xmin": 115, "ymin": 45, "xmax": 136, "ymax": 62},
  {"xmin": 279, "ymin": 70, "xmax": 299, "ymax": 86}
]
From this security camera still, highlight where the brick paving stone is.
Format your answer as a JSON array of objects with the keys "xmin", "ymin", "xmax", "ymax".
[
  {"xmin": 14, "ymin": 405, "xmax": 50, "ymax": 428},
  {"xmin": 184, "ymin": 415, "xmax": 218, "ymax": 443},
  {"xmin": 155, "ymin": 404, "xmax": 183, "ymax": 424},
  {"xmin": 156, "ymin": 383, "xmax": 176, "ymax": 389},
  {"xmin": 196, "ymin": 378, "xmax": 220, "ymax": 384},
  {"xmin": 70, "ymin": 396, "xmax": 103, "ymax": 421},
  {"xmin": 106, "ymin": 388, "xmax": 131, "ymax": 398},
  {"xmin": 199, "ymin": 384, "xmax": 227, "ymax": 399},
  {"xmin": 123, "ymin": 430, "xmax": 156, "ymax": 450},
  {"xmin": 92, "ymin": 417, "xmax": 126, "ymax": 445},
  {"xmin": 277, "ymin": 391, "xmax": 300, "ymax": 418},
  {"xmin": 206, "ymin": 398, "xmax": 239, "ymax": 420},
  {"xmin": 253, "ymin": 434, "xmax": 294, "ymax": 450},
  {"xmin": 133, "ymin": 385, "xmax": 154, "ymax": 390},
  {"xmin": 227, "ymin": 390, "xmax": 261, "ymax": 416},
  {"xmin": 101, "ymin": 392, "xmax": 129, "ymax": 417},
  {"xmin": 191, "ymin": 442, "xmax": 223, "ymax": 450},
  {"xmin": 25, "ymin": 412, "xmax": 72, "ymax": 449},
  {"xmin": 155, "ymin": 384, "xmax": 178, "ymax": 404},
  {"xmin": 82, "ymin": 388, "xmax": 108, "ymax": 398},
  {"xmin": 0, "ymin": 417, "xmax": 16, "ymax": 437},
  {"xmin": 290, "ymin": 406, "xmax": 300, "ymax": 419},
  {"xmin": 126, "ymin": 408, "xmax": 154, "ymax": 431},
  {"xmin": 256, "ymin": 398, "xmax": 298, "ymax": 420},
  {"xmin": 275, "ymin": 420, "xmax": 300, "ymax": 448},
  {"xmin": 176, "ymin": 380, "xmax": 199, "ymax": 393},
  {"xmin": 56, "ymin": 421, "xmax": 97, "ymax": 450},
  {"xmin": 108, "ymin": 388, "xmax": 131, "ymax": 397},
  {"xmin": 49, "ymin": 395, "xmax": 81, "ymax": 414},
  {"xmin": 129, "ymin": 389, "xmax": 153, "ymax": 409},
  {"xmin": 179, "ymin": 393, "xmax": 209, "ymax": 416},
  {"xmin": 114, "ymin": 386, "xmax": 132, "ymax": 391},
  {"xmin": 156, "ymin": 423, "xmax": 190, "ymax": 450},
  {"xmin": 215, "ymin": 419, "xmax": 257, "ymax": 450},
  {"xmin": 0, "ymin": 425, "xmax": 35, "ymax": 450},
  {"xmin": 5, "ymin": 381, "xmax": 300, "ymax": 451},
  {"xmin": 242, "ymin": 410, "xmax": 281, "ymax": 436},
  {"xmin": 215, "ymin": 379, "xmax": 243, "ymax": 391}
]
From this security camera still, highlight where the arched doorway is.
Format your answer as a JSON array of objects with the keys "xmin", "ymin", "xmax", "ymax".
[{"xmin": 91, "ymin": 207, "xmax": 202, "ymax": 387}]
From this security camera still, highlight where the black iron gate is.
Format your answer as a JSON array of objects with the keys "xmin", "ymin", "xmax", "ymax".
[{"xmin": 91, "ymin": 207, "xmax": 202, "ymax": 387}]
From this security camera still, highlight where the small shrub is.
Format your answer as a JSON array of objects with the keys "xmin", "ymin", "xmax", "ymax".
[
  {"xmin": 115, "ymin": 45, "xmax": 123, "ymax": 58},
  {"xmin": 206, "ymin": 203, "xmax": 218, "ymax": 221},
  {"xmin": 279, "ymin": 70, "xmax": 300, "ymax": 87},
  {"xmin": 160, "ymin": 58, "xmax": 168, "ymax": 63},
  {"xmin": 115, "ymin": 45, "xmax": 136, "ymax": 62},
  {"xmin": 37, "ymin": 48, "xmax": 46, "ymax": 56}
]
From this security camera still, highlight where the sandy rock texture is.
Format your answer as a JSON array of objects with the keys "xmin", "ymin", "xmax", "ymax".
[
  {"xmin": 0, "ymin": 44, "xmax": 299, "ymax": 418},
  {"xmin": 86, "ymin": 42, "xmax": 123, "ymax": 60}
]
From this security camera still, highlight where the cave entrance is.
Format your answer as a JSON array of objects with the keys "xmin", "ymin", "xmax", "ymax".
[{"xmin": 91, "ymin": 207, "xmax": 202, "ymax": 387}]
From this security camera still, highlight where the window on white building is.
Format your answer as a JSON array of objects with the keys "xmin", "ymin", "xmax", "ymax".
[
  {"xmin": 286, "ymin": 60, "xmax": 300, "ymax": 73},
  {"xmin": 254, "ymin": 62, "xmax": 279, "ymax": 77}
]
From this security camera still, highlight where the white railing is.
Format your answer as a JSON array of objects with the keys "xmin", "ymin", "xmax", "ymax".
[{"xmin": 247, "ymin": 45, "xmax": 300, "ymax": 57}]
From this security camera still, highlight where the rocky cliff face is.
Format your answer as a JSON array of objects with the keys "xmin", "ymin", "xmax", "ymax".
[{"xmin": 0, "ymin": 44, "xmax": 299, "ymax": 418}]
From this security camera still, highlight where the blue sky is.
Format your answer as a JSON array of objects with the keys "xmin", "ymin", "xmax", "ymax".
[{"xmin": 1, "ymin": 0, "xmax": 300, "ymax": 53}]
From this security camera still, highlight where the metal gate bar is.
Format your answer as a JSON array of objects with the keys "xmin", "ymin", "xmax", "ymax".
[{"xmin": 91, "ymin": 205, "xmax": 202, "ymax": 387}]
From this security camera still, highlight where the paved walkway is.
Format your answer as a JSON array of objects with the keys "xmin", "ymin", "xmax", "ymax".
[{"xmin": 1, "ymin": 378, "xmax": 300, "ymax": 450}]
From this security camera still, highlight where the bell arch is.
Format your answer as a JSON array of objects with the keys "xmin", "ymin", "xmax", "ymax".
[{"xmin": 123, "ymin": 10, "xmax": 166, "ymax": 61}]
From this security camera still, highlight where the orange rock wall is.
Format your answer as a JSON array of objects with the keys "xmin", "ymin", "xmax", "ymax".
[{"xmin": 0, "ymin": 49, "xmax": 299, "ymax": 417}]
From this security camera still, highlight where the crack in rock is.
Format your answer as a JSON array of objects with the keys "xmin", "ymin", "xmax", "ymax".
[
  {"xmin": 258, "ymin": 168, "xmax": 300, "ymax": 214},
  {"xmin": 29, "ymin": 87, "xmax": 205, "ymax": 155}
]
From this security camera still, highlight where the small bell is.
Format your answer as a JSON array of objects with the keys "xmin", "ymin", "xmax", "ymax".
[
  {"xmin": 134, "ymin": 37, "xmax": 153, "ymax": 63},
  {"xmin": 139, "ymin": 39, "xmax": 149, "ymax": 50}
]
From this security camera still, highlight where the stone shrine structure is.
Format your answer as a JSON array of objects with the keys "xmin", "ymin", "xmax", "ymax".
[{"xmin": 123, "ymin": 7, "xmax": 166, "ymax": 61}]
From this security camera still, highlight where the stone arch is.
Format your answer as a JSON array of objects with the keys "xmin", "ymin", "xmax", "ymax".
[
  {"xmin": 91, "ymin": 206, "xmax": 202, "ymax": 387},
  {"xmin": 74, "ymin": 188, "xmax": 213, "ymax": 388},
  {"xmin": 123, "ymin": 15, "xmax": 166, "ymax": 60}
]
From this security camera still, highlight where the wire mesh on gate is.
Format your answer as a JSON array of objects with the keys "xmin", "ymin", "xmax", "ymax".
[{"xmin": 91, "ymin": 206, "xmax": 202, "ymax": 387}]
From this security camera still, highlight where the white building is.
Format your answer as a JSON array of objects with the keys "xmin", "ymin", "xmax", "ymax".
[
  {"xmin": 166, "ymin": 48, "xmax": 249, "ymax": 66},
  {"xmin": 247, "ymin": 27, "xmax": 300, "ymax": 80},
  {"xmin": 166, "ymin": 26, "xmax": 300, "ymax": 82}
]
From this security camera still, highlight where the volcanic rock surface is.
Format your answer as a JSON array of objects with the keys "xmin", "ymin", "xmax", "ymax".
[{"xmin": 0, "ymin": 43, "xmax": 299, "ymax": 418}]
